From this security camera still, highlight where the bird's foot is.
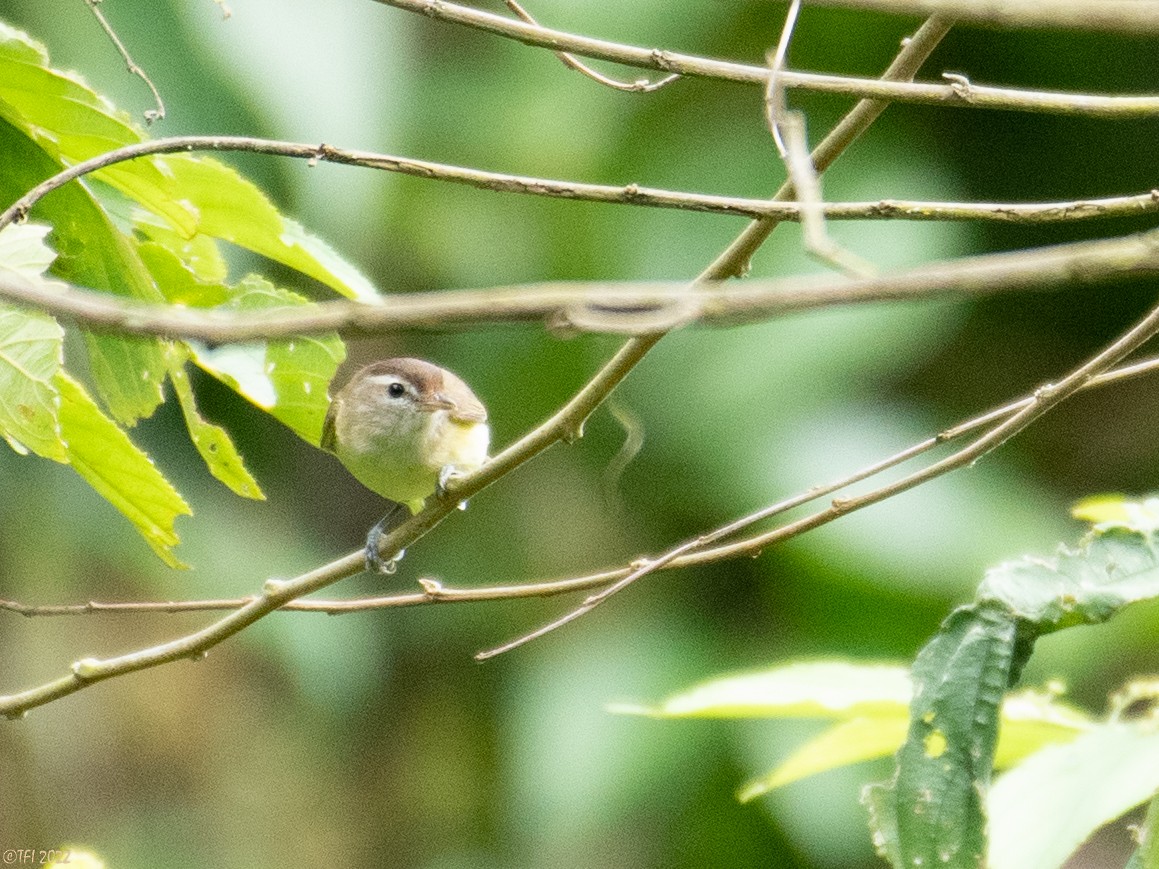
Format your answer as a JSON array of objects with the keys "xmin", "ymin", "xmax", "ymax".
[{"xmin": 364, "ymin": 502, "xmax": 408, "ymax": 574}]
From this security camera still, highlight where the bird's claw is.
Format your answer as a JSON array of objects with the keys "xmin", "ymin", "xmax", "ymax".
[
  {"xmin": 364, "ymin": 502, "xmax": 407, "ymax": 575},
  {"xmin": 436, "ymin": 465, "xmax": 470, "ymax": 511}
]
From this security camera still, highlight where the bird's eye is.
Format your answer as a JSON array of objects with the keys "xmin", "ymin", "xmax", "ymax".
[{"xmin": 387, "ymin": 381, "xmax": 406, "ymax": 398}]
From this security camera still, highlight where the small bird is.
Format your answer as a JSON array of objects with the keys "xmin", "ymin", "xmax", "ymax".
[{"xmin": 321, "ymin": 358, "xmax": 490, "ymax": 573}]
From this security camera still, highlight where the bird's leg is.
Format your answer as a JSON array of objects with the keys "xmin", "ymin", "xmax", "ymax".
[
  {"xmin": 436, "ymin": 464, "xmax": 471, "ymax": 511},
  {"xmin": 365, "ymin": 501, "xmax": 408, "ymax": 574}
]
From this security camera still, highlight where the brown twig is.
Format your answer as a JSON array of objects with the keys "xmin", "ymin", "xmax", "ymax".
[
  {"xmin": 504, "ymin": 0, "xmax": 679, "ymax": 93},
  {"xmin": 9, "ymin": 349, "xmax": 1159, "ymax": 622},
  {"xmin": 372, "ymin": 0, "xmax": 1159, "ymax": 110},
  {"xmin": 82, "ymin": 0, "xmax": 166, "ymax": 123}
]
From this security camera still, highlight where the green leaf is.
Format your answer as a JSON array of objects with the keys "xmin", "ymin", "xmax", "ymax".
[
  {"xmin": 0, "ymin": 23, "xmax": 197, "ymax": 236},
  {"xmin": 190, "ymin": 276, "xmax": 345, "ymax": 444},
  {"xmin": 0, "ymin": 223, "xmax": 65, "ymax": 459},
  {"xmin": 740, "ymin": 717, "xmax": 909, "ymax": 801},
  {"xmin": 978, "ymin": 523, "xmax": 1159, "ymax": 630},
  {"xmin": 56, "ymin": 371, "xmax": 191, "ymax": 568},
  {"xmin": 0, "ymin": 117, "xmax": 167, "ymax": 425},
  {"xmin": 144, "ymin": 154, "xmax": 379, "ymax": 301},
  {"xmin": 989, "ymin": 722, "xmax": 1159, "ymax": 869},
  {"xmin": 613, "ymin": 661, "xmax": 1091, "ymax": 803},
  {"xmin": 168, "ymin": 355, "xmax": 264, "ymax": 500},
  {"xmin": 867, "ymin": 514, "xmax": 1159, "ymax": 869},
  {"xmin": 609, "ymin": 662, "xmax": 913, "ymax": 719},
  {"xmin": 864, "ymin": 604, "xmax": 1018, "ymax": 869}
]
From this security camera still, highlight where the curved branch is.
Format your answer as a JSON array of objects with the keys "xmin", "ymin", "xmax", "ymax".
[
  {"xmin": 0, "ymin": 13, "xmax": 951, "ymax": 715},
  {"xmin": 7, "ymin": 135, "xmax": 1156, "ymax": 237},
  {"xmin": 2, "ymin": 228, "xmax": 1157, "ymax": 340},
  {"xmin": 371, "ymin": 0, "xmax": 1159, "ymax": 115}
]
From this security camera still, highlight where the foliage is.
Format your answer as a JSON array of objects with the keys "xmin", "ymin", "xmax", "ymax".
[
  {"xmin": 622, "ymin": 503, "xmax": 1159, "ymax": 868},
  {"xmin": 0, "ymin": 22, "xmax": 351, "ymax": 563}
]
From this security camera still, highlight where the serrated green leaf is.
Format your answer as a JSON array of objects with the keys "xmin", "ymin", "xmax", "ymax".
[
  {"xmin": 168, "ymin": 357, "xmax": 264, "ymax": 500},
  {"xmin": 149, "ymin": 154, "xmax": 379, "ymax": 301},
  {"xmin": 989, "ymin": 722, "xmax": 1159, "ymax": 869},
  {"xmin": 865, "ymin": 513, "xmax": 1159, "ymax": 869},
  {"xmin": 136, "ymin": 219, "xmax": 229, "ymax": 285},
  {"xmin": 0, "ymin": 23, "xmax": 197, "ymax": 236},
  {"xmin": 979, "ymin": 523, "xmax": 1159, "ymax": 629},
  {"xmin": 190, "ymin": 276, "xmax": 344, "ymax": 443},
  {"xmin": 0, "ymin": 305, "xmax": 64, "ymax": 459},
  {"xmin": 137, "ymin": 241, "xmax": 229, "ymax": 307},
  {"xmin": 0, "ymin": 118, "xmax": 167, "ymax": 424},
  {"xmin": 56, "ymin": 371, "xmax": 191, "ymax": 568},
  {"xmin": 0, "ymin": 223, "xmax": 65, "ymax": 459}
]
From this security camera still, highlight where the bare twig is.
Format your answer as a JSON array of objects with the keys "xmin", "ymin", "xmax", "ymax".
[
  {"xmin": 0, "ymin": 13, "xmax": 950, "ymax": 713},
  {"xmin": 4, "ymin": 227, "xmax": 1158, "ymax": 340},
  {"xmin": 82, "ymin": 0, "xmax": 166, "ymax": 123},
  {"xmin": 477, "ymin": 292, "xmax": 1159, "ymax": 658},
  {"xmin": 372, "ymin": 0, "xmax": 1159, "ymax": 114},
  {"xmin": 504, "ymin": 0, "xmax": 679, "ymax": 93},
  {"xmin": 5, "ymin": 135, "xmax": 1157, "ymax": 240},
  {"xmin": 779, "ymin": 113, "xmax": 878, "ymax": 277},
  {"xmin": 776, "ymin": 0, "xmax": 1159, "ymax": 34},
  {"xmin": 10, "ymin": 349, "xmax": 1159, "ymax": 621},
  {"xmin": 766, "ymin": 0, "xmax": 802, "ymax": 157},
  {"xmin": 703, "ymin": 13, "xmax": 954, "ymax": 280}
]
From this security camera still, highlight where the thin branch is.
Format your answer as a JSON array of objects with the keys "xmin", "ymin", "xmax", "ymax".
[
  {"xmin": 371, "ymin": 0, "xmax": 1159, "ymax": 115},
  {"xmin": 785, "ymin": 0, "xmax": 1159, "ymax": 34},
  {"xmin": 10, "ymin": 349, "xmax": 1159, "ymax": 621},
  {"xmin": 779, "ymin": 112, "xmax": 878, "ymax": 278},
  {"xmin": 766, "ymin": 0, "xmax": 802, "ymax": 157},
  {"xmin": 82, "ymin": 0, "xmax": 166, "ymax": 123},
  {"xmin": 504, "ymin": 0, "xmax": 679, "ymax": 93},
  {"xmin": 0, "ymin": 13, "xmax": 946, "ymax": 715},
  {"xmin": 477, "ymin": 291, "xmax": 1159, "ymax": 658},
  {"xmin": 5, "ymin": 227, "xmax": 1159, "ymax": 340},
  {"xmin": 9, "ymin": 136, "xmax": 1157, "ymax": 241},
  {"xmin": 702, "ymin": 14, "xmax": 955, "ymax": 280}
]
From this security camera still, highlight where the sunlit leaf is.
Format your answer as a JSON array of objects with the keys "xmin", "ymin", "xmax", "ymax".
[
  {"xmin": 190, "ymin": 276, "xmax": 344, "ymax": 444},
  {"xmin": 0, "ymin": 22, "xmax": 197, "ymax": 235},
  {"xmin": 150, "ymin": 154, "xmax": 379, "ymax": 301},
  {"xmin": 168, "ymin": 355, "xmax": 264, "ymax": 500},
  {"xmin": 868, "ymin": 514, "xmax": 1159, "ymax": 869},
  {"xmin": 609, "ymin": 662, "xmax": 913, "ymax": 720},
  {"xmin": 740, "ymin": 717, "xmax": 909, "ymax": 801},
  {"xmin": 0, "ymin": 223, "xmax": 64, "ymax": 459},
  {"xmin": 989, "ymin": 722, "xmax": 1159, "ymax": 869},
  {"xmin": 1072, "ymin": 494, "xmax": 1159, "ymax": 531},
  {"xmin": 614, "ymin": 661, "xmax": 1091, "ymax": 803},
  {"xmin": 56, "ymin": 371, "xmax": 191, "ymax": 567}
]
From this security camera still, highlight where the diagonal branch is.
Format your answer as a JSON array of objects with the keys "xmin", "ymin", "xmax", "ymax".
[
  {"xmin": 477, "ymin": 290, "xmax": 1159, "ymax": 658},
  {"xmin": 8, "ymin": 350, "xmax": 1159, "ymax": 620},
  {"xmin": 0, "ymin": 13, "xmax": 951, "ymax": 716}
]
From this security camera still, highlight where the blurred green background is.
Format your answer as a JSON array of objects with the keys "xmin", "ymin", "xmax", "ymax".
[{"xmin": 1, "ymin": 1, "xmax": 1158, "ymax": 866}]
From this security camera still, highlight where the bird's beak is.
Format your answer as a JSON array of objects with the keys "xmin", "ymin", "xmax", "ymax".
[{"xmin": 419, "ymin": 392, "xmax": 458, "ymax": 412}]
